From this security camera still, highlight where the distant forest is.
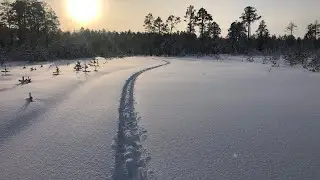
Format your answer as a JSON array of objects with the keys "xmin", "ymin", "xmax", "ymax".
[{"xmin": 1, "ymin": 0, "xmax": 320, "ymax": 64}]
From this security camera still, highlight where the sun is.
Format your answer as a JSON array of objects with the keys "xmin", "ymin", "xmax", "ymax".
[{"xmin": 67, "ymin": 0, "xmax": 100, "ymax": 23}]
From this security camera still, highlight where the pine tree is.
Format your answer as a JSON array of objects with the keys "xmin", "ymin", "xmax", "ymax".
[
  {"xmin": 154, "ymin": 17, "xmax": 168, "ymax": 34},
  {"xmin": 240, "ymin": 6, "xmax": 261, "ymax": 39},
  {"xmin": 166, "ymin": 15, "xmax": 181, "ymax": 34},
  {"xmin": 256, "ymin": 20, "xmax": 269, "ymax": 51},
  {"xmin": 286, "ymin": 22, "xmax": 297, "ymax": 36},
  {"xmin": 143, "ymin": 13, "xmax": 155, "ymax": 33},
  {"xmin": 227, "ymin": 21, "xmax": 247, "ymax": 53},
  {"xmin": 184, "ymin": 5, "xmax": 197, "ymax": 34},
  {"xmin": 196, "ymin": 8, "xmax": 213, "ymax": 38},
  {"xmin": 0, "ymin": 0, "xmax": 14, "ymax": 45},
  {"xmin": 305, "ymin": 21, "xmax": 320, "ymax": 40},
  {"xmin": 207, "ymin": 21, "xmax": 221, "ymax": 39}
]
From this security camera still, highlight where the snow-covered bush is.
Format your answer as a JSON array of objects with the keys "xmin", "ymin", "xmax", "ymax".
[
  {"xmin": 309, "ymin": 53, "xmax": 320, "ymax": 72},
  {"xmin": 74, "ymin": 61, "xmax": 82, "ymax": 71},
  {"xmin": 271, "ymin": 54, "xmax": 280, "ymax": 67},
  {"xmin": 283, "ymin": 50, "xmax": 309, "ymax": 67},
  {"xmin": 262, "ymin": 56, "xmax": 270, "ymax": 64},
  {"xmin": 283, "ymin": 51, "xmax": 296, "ymax": 66},
  {"xmin": 246, "ymin": 55, "xmax": 254, "ymax": 62}
]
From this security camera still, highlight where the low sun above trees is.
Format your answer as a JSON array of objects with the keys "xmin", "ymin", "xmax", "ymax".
[{"xmin": 67, "ymin": 0, "xmax": 101, "ymax": 24}]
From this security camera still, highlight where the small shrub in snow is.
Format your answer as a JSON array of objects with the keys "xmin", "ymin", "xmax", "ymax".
[
  {"xmin": 83, "ymin": 64, "xmax": 90, "ymax": 73},
  {"xmin": 283, "ymin": 51, "xmax": 296, "ymax": 66},
  {"xmin": 262, "ymin": 56, "xmax": 269, "ymax": 64},
  {"xmin": 271, "ymin": 54, "xmax": 280, "ymax": 67},
  {"xmin": 1, "ymin": 65, "xmax": 9, "ymax": 74},
  {"xmin": 246, "ymin": 56, "xmax": 254, "ymax": 62},
  {"xmin": 27, "ymin": 93, "xmax": 33, "ymax": 102},
  {"xmin": 18, "ymin": 76, "xmax": 32, "ymax": 84},
  {"xmin": 30, "ymin": 67, "xmax": 37, "ymax": 71},
  {"xmin": 74, "ymin": 61, "xmax": 82, "ymax": 71},
  {"xmin": 53, "ymin": 66, "xmax": 60, "ymax": 75}
]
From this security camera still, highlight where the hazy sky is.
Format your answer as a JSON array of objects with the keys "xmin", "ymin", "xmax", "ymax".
[{"xmin": 46, "ymin": 0, "xmax": 320, "ymax": 37}]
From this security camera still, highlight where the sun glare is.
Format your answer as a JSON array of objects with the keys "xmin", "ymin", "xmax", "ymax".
[{"xmin": 67, "ymin": 0, "xmax": 100, "ymax": 24}]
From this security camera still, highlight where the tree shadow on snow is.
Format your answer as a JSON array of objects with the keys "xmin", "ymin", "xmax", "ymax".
[
  {"xmin": 0, "ymin": 83, "xmax": 25, "ymax": 93},
  {"xmin": 0, "ymin": 99, "xmax": 44, "ymax": 146}
]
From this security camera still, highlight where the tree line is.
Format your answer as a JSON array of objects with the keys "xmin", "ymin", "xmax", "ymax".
[
  {"xmin": 1, "ymin": 1, "xmax": 320, "ymax": 66},
  {"xmin": 142, "ymin": 5, "xmax": 320, "ymax": 56}
]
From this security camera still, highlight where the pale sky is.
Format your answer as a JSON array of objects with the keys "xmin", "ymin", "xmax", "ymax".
[{"xmin": 46, "ymin": 0, "xmax": 320, "ymax": 37}]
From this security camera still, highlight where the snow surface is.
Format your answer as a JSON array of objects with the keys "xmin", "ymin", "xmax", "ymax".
[
  {"xmin": 135, "ymin": 57, "xmax": 320, "ymax": 180},
  {"xmin": 0, "ymin": 57, "xmax": 162, "ymax": 180},
  {"xmin": 1, "ymin": 56, "xmax": 320, "ymax": 180}
]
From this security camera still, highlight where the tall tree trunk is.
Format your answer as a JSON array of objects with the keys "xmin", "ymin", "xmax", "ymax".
[
  {"xmin": 247, "ymin": 22, "xmax": 251, "ymax": 53},
  {"xmin": 248, "ymin": 22, "xmax": 251, "ymax": 39},
  {"xmin": 315, "ymin": 21, "xmax": 318, "ymax": 40},
  {"xmin": 188, "ymin": 17, "xmax": 192, "ymax": 33},
  {"xmin": 201, "ymin": 19, "xmax": 204, "ymax": 37}
]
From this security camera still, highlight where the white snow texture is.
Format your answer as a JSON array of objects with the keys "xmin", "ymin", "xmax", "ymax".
[{"xmin": 1, "ymin": 56, "xmax": 320, "ymax": 180}]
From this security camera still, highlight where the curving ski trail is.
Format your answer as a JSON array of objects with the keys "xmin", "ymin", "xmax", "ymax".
[{"xmin": 114, "ymin": 60, "xmax": 170, "ymax": 180}]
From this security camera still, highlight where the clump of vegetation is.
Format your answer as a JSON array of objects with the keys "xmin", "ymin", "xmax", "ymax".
[
  {"xmin": 27, "ymin": 92, "xmax": 33, "ymax": 102},
  {"xmin": 74, "ymin": 61, "xmax": 82, "ymax": 72},
  {"xmin": 271, "ymin": 54, "xmax": 280, "ymax": 67},
  {"xmin": 1, "ymin": 65, "xmax": 9, "ymax": 72},
  {"xmin": 283, "ymin": 49, "xmax": 309, "ymax": 67},
  {"xmin": 18, "ymin": 76, "xmax": 32, "ymax": 84},
  {"xmin": 30, "ymin": 67, "xmax": 37, "ymax": 71},
  {"xmin": 83, "ymin": 64, "xmax": 90, "ymax": 73},
  {"xmin": 1, "ymin": 65, "xmax": 10, "ymax": 75},
  {"xmin": 247, "ymin": 56, "xmax": 254, "ymax": 62},
  {"xmin": 53, "ymin": 66, "xmax": 60, "ymax": 75},
  {"xmin": 309, "ymin": 53, "xmax": 320, "ymax": 72},
  {"xmin": 262, "ymin": 56, "xmax": 269, "ymax": 64}
]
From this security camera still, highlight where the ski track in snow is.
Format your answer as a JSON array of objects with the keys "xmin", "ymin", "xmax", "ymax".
[{"xmin": 114, "ymin": 60, "xmax": 170, "ymax": 180}]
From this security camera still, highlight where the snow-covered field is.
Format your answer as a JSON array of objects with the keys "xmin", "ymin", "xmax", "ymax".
[
  {"xmin": 1, "ymin": 56, "xmax": 320, "ymax": 180},
  {"xmin": 136, "ymin": 57, "xmax": 320, "ymax": 180},
  {"xmin": 0, "ymin": 57, "xmax": 163, "ymax": 180}
]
